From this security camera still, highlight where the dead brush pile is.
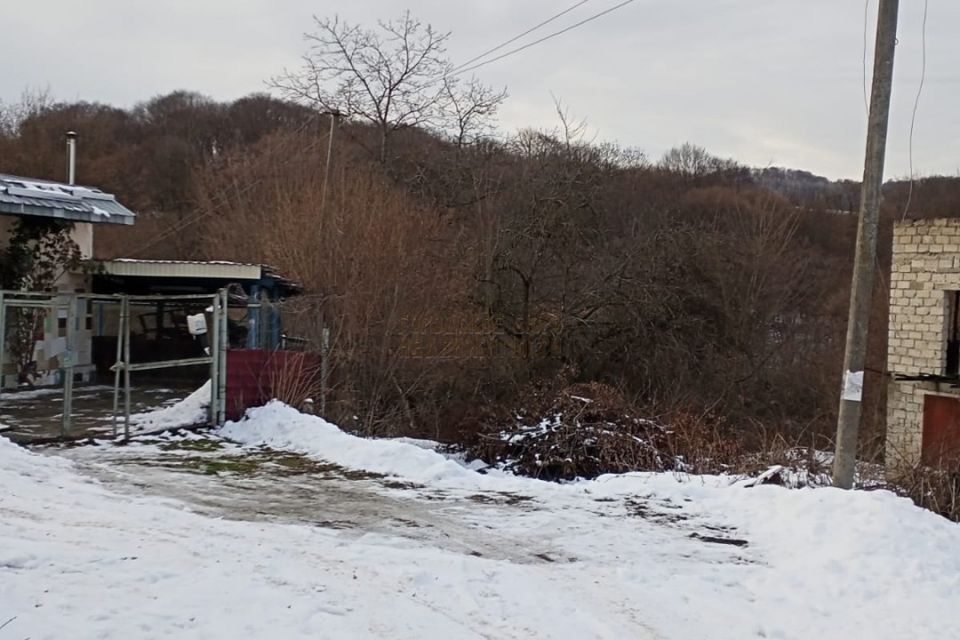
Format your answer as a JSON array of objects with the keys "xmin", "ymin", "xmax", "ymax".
[
  {"xmin": 467, "ymin": 382, "xmax": 673, "ymax": 480},
  {"xmin": 465, "ymin": 378, "xmax": 835, "ymax": 484}
]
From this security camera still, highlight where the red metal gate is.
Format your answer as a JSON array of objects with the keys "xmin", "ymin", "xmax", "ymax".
[{"xmin": 225, "ymin": 349, "xmax": 320, "ymax": 421}]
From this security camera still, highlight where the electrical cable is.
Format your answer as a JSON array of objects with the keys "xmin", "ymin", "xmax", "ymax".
[
  {"xmin": 132, "ymin": 1, "xmax": 641, "ymax": 255},
  {"xmin": 901, "ymin": 0, "xmax": 929, "ymax": 221},
  {"xmin": 450, "ymin": 0, "xmax": 593, "ymax": 76},
  {"xmin": 863, "ymin": 0, "xmax": 871, "ymax": 113},
  {"xmin": 451, "ymin": 0, "xmax": 638, "ymax": 78}
]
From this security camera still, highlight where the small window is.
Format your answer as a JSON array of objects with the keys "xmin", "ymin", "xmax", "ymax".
[{"xmin": 947, "ymin": 291, "xmax": 960, "ymax": 376}]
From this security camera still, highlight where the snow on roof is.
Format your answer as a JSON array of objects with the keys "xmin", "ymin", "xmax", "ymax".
[
  {"xmin": 100, "ymin": 259, "xmax": 263, "ymax": 281},
  {"xmin": 109, "ymin": 258, "xmax": 259, "ymax": 267},
  {"xmin": 99, "ymin": 259, "xmax": 303, "ymax": 292},
  {"xmin": 0, "ymin": 173, "xmax": 136, "ymax": 225}
]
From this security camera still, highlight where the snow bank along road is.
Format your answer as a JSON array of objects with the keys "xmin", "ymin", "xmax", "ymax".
[{"xmin": 2, "ymin": 401, "xmax": 959, "ymax": 639}]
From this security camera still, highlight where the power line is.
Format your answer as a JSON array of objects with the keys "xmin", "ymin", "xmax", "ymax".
[
  {"xmin": 863, "ymin": 0, "xmax": 871, "ymax": 113},
  {"xmin": 451, "ymin": 0, "xmax": 638, "ymax": 78},
  {"xmin": 450, "ymin": 0, "xmax": 593, "ymax": 76},
  {"xmin": 133, "ymin": 0, "xmax": 635, "ymax": 255},
  {"xmin": 901, "ymin": 0, "xmax": 929, "ymax": 220}
]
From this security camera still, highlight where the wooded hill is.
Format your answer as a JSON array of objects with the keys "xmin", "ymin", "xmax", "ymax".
[{"xmin": 3, "ymin": 87, "xmax": 959, "ymax": 453}]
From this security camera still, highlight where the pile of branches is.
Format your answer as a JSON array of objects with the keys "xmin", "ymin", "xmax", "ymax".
[{"xmin": 468, "ymin": 381, "xmax": 673, "ymax": 481}]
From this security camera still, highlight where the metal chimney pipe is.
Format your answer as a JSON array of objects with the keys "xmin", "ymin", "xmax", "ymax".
[{"xmin": 65, "ymin": 131, "xmax": 78, "ymax": 185}]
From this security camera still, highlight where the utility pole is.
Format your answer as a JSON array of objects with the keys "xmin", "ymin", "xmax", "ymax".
[
  {"xmin": 317, "ymin": 111, "xmax": 339, "ymax": 419},
  {"xmin": 318, "ymin": 111, "xmax": 340, "ymax": 238},
  {"xmin": 834, "ymin": 0, "xmax": 900, "ymax": 489}
]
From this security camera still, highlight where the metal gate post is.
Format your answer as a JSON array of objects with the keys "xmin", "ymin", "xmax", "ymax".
[
  {"xmin": 123, "ymin": 296, "xmax": 132, "ymax": 440},
  {"xmin": 218, "ymin": 288, "xmax": 228, "ymax": 426},
  {"xmin": 61, "ymin": 294, "xmax": 77, "ymax": 438},
  {"xmin": 112, "ymin": 297, "xmax": 126, "ymax": 438},
  {"xmin": 209, "ymin": 292, "xmax": 220, "ymax": 426}
]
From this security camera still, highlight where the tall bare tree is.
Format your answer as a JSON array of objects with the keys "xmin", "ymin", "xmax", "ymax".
[{"xmin": 272, "ymin": 12, "xmax": 504, "ymax": 163}]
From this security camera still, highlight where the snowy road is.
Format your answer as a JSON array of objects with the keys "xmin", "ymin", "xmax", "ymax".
[
  {"xmin": 54, "ymin": 433, "xmax": 748, "ymax": 568},
  {"xmin": 3, "ymin": 401, "xmax": 960, "ymax": 639}
]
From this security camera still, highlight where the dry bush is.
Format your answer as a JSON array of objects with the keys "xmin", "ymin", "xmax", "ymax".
[
  {"xmin": 884, "ymin": 459, "xmax": 960, "ymax": 523},
  {"xmin": 266, "ymin": 351, "xmax": 322, "ymax": 411},
  {"xmin": 195, "ymin": 131, "xmax": 492, "ymax": 435}
]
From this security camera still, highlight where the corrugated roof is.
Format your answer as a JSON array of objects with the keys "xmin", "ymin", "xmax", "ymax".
[
  {"xmin": 0, "ymin": 174, "xmax": 136, "ymax": 225},
  {"xmin": 98, "ymin": 259, "xmax": 303, "ymax": 294},
  {"xmin": 109, "ymin": 258, "xmax": 259, "ymax": 267},
  {"xmin": 100, "ymin": 259, "xmax": 262, "ymax": 280}
]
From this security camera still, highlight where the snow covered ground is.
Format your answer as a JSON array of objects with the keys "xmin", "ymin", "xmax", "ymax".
[{"xmin": 2, "ymin": 398, "xmax": 959, "ymax": 639}]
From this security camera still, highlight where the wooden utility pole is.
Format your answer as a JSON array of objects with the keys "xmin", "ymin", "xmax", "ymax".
[
  {"xmin": 319, "ymin": 111, "xmax": 339, "ymax": 238},
  {"xmin": 834, "ymin": 0, "xmax": 900, "ymax": 489}
]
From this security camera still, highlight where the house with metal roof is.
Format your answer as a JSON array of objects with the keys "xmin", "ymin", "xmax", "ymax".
[
  {"xmin": 0, "ymin": 170, "xmax": 140, "ymax": 387},
  {"xmin": 0, "ymin": 173, "xmax": 137, "ymax": 224},
  {"xmin": 1, "ymin": 170, "xmax": 300, "ymax": 390},
  {"xmin": 0, "ymin": 173, "xmax": 136, "ymax": 262}
]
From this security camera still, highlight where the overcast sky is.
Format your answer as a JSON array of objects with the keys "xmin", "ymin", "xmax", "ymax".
[{"xmin": 3, "ymin": 1, "xmax": 957, "ymax": 179}]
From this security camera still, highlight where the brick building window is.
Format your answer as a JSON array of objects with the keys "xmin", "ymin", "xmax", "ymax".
[{"xmin": 946, "ymin": 291, "xmax": 960, "ymax": 376}]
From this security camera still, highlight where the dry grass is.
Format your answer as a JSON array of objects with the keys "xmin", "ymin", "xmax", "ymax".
[
  {"xmin": 884, "ymin": 458, "xmax": 960, "ymax": 523},
  {"xmin": 265, "ymin": 351, "xmax": 322, "ymax": 412}
]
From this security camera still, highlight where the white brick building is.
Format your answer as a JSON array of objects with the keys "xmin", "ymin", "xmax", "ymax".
[{"xmin": 887, "ymin": 218, "xmax": 960, "ymax": 470}]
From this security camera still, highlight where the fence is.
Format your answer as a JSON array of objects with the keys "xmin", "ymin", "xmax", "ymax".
[{"xmin": 0, "ymin": 289, "xmax": 228, "ymax": 441}]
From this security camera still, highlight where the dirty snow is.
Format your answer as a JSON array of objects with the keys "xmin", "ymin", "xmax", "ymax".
[
  {"xmin": 127, "ymin": 380, "xmax": 210, "ymax": 433},
  {"xmin": 0, "ymin": 385, "xmax": 113, "ymax": 401},
  {"xmin": 2, "ymin": 398, "xmax": 960, "ymax": 639}
]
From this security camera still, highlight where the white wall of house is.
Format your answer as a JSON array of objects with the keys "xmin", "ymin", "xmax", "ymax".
[
  {"xmin": 71, "ymin": 222, "xmax": 94, "ymax": 259},
  {"xmin": 1, "ymin": 216, "xmax": 97, "ymax": 388}
]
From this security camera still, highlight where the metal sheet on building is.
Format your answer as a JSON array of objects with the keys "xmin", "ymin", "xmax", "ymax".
[
  {"xmin": 0, "ymin": 174, "xmax": 136, "ymax": 225},
  {"xmin": 101, "ymin": 259, "xmax": 263, "ymax": 281}
]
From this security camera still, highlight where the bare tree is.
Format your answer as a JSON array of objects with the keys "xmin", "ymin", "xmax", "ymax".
[
  {"xmin": 0, "ymin": 87, "xmax": 52, "ymax": 137},
  {"xmin": 660, "ymin": 142, "xmax": 741, "ymax": 179},
  {"xmin": 441, "ymin": 77, "xmax": 507, "ymax": 149},
  {"xmin": 272, "ymin": 12, "xmax": 504, "ymax": 163}
]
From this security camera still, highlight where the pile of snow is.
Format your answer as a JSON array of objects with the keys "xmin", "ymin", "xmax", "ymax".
[
  {"xmin": 128, "ymin": 381, "xmax": 210, "ymax": 433},
  {"xmin": 221, "ymin": 401, "xmax": 496, "ymax": 490}
]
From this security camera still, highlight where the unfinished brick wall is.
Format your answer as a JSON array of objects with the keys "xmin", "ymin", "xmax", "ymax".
[{"xmin": 887, "ymin": 218, "xmax": 960, "ymax": 469}]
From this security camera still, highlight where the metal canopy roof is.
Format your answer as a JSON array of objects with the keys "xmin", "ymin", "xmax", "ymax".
[
  {"xmin": 96, "ymin": 259, "xmax": 303, "ymax": 297},
  {"xmin": 100, "ymin": 259, "xmax": 263, "ymax": 280},
  {"xmin": 0, "ymin": 173, "xmax": 136, "ymax": 225}
]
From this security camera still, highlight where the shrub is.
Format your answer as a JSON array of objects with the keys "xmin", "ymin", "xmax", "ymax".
[{"xmin": 885, "ymin": 459, "xmax": 960, "ymax": 523}]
